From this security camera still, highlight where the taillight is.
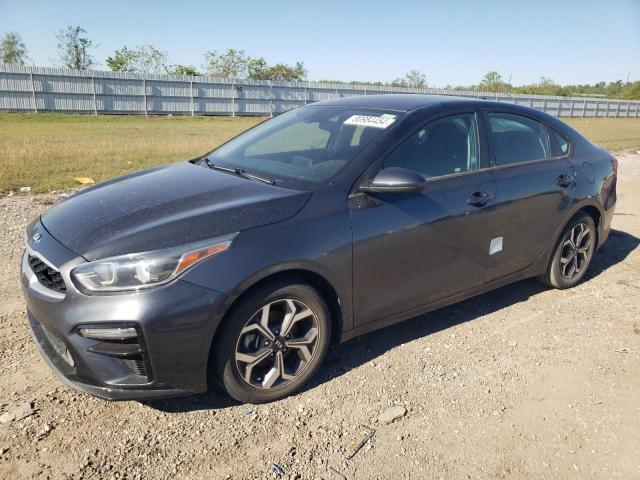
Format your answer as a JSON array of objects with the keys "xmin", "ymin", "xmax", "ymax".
[{"xmin": 610, "ymin": 157, "xmax": 618, "ymax": 175}]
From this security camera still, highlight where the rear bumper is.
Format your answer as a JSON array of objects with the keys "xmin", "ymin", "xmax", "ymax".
[
  {"xmin": 598, "ymin": 181, "xmax": 616, "ymax": 248},
  {"xmin": 21, "ymin": 222, "xmax": 232, "ymax": 401}
]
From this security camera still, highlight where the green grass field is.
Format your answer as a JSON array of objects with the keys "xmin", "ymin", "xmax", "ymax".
[
  {"xmin": 0, "ymin": 113, "xmax": 264, "ymax": 193},
  {"xmin": 0, "ymin": 112, "xmax": 638, "ymax": 193},
  {"xmin": 564, "ymin": 117, "xmax": 640, "ymax": 151}
]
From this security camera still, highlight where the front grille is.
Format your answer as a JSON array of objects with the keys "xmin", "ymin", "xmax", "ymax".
[
  {"xmin": 28, "ymin": 255, "xmax": 66, "ymax": 293},
  {"xmin": 123, "ymin": 357, "xmax": 148, "ymax": 378}
]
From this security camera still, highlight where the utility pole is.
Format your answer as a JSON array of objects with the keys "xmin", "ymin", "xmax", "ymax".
[{"xmin": 625, "ymin": 71, "xmax": 631, "ymax": 98}]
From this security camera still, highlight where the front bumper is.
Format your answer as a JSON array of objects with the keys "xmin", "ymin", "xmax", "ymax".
[{"xmin": 21, "ymin": 221, "xmax": 232, "ymax": 401}]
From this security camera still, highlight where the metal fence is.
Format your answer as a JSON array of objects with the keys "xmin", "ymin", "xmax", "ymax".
[{"xmin": 1, "ymin": 64, "xmax": 639, "ymax": 118}]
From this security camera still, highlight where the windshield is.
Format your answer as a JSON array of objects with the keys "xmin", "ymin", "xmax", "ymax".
[{"xmin": 205, "ymin": 105, "xmax": 403, "ymax": 187}]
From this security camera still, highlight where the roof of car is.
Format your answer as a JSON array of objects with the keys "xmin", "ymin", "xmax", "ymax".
[
  {"xmin": 314, "ymin": 94, "xmax": 479, "ymax": 112},
  {"xmin": 310, "ymin": 94, "xmax": 583, "ymax": 143}
]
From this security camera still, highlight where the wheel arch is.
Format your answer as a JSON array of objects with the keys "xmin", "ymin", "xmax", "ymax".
[
  {"xmin": 554, "ymin": 201, "xmax": 602, "ymax": 248},
  {"xmin": 207, "ymin": 267, "xmax": 345, "ymax": 382},
  {"xmin": 534, "ymin": 201, "xmax": 603, "ymax": 280},
  {"xmin": 577, "ymin": 204, "xmax": 603, "ymax": 247}
]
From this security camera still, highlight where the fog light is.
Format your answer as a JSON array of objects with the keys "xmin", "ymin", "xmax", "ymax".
[{"xmin": 77, "ymin": 326, "xmax": 138, "ymax": 340}]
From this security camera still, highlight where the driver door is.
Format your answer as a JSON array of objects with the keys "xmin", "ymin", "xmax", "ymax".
[{"xmin": 350, "ymin": 111, "xmax": 502, "ymax": 326}]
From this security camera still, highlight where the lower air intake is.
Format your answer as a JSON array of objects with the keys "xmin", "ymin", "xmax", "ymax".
[{"xmin": 123, "ymin": 357, "xmax": 148, "ymax": 378}]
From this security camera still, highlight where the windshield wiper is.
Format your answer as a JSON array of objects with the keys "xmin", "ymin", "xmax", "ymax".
[
  {"xmin": 206, "ymin": 159, "xmax": 274, "ymax": 185},
  {"xmin": 236, "ymin": 169, "xmax": 275, "ymax": 185}
]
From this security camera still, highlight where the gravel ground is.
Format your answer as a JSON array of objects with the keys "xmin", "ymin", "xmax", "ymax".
[{"xmin": 0, "ymin": 154, "xmax": 639, "ymax": 480}]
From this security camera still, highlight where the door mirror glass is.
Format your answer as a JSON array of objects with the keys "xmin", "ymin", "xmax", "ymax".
[{"xmin": 360, "ymin": 167, "xmax": 426, "ymax": 194}]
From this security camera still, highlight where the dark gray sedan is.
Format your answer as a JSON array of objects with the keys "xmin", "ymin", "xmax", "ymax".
[{"xmin": 21, "ymin": 95, "xmax": 617, "ymax": 403}]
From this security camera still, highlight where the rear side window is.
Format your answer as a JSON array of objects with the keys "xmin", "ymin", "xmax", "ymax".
[
  {"xmin": 488, "ymin": 113, "xmax": 551, "ymax": 165},
  {"xmin": 383, "ymin": 114, "xmax": 479, "ymax": 178}
]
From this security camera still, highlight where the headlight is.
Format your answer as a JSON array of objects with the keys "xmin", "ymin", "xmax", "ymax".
[{"xmin": 71, "ymin": 234, "xmax": 235, "ymax": 293}]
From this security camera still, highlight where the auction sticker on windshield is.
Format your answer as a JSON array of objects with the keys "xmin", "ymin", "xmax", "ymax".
[{"xmin": 344, "ymin": 115, "xmax": 396, "ymax": 129}]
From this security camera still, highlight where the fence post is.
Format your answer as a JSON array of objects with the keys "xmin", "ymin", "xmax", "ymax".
[
  {"xmin": 569, "ymin": 100, "xmax": 574, "ymax": 117},
  {"xmin": 91, "ymin": 76, "xmax": 98, "ymax": 115},
  {"xmin": 582, "ymin": 100, "xmax": 587, "ymax": 117},
  {"xmin": 231, "ymin": 78, "xmax": 235, "ymax": 117},
  {"xmin": 626, "ymin": 101, "xmax": 630, "ymax": 118},
  {"xmin": 142, "ymin": 78, "xmax": 148, "ymax": 116},
  {"xmin": 29, "ymin": 72, "xmax": 38, "ymax": 112},
  {"xmin": 190, "ymin": 80, "xmax": 194, "ymax": 116},
  {"xmin": 269, "ymin": 81, "xmax": 274, "ymax": 117},
  {"xmin": 556, "ymin": 100, "xmax": 561, "ymax": 117},
  {"xmin": 605, "ymin": 100, "xmax": 610, "ymax": 117},
  {"xmin": 615, "ymin": 101, "xmax": 620, "ymax": 118},
  {"xmin": 303, "ymin": 85, "xmax": 307, "ymax": 105}
]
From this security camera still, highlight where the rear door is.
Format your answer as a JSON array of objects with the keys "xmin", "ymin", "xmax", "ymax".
[{"xmin": 483, "ymin": 111, "xmax": 575, "ymax": 279}]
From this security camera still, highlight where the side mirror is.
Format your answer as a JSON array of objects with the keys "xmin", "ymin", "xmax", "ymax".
[{"xmin": 359, "ymin": 167, "xmax": 426, "ymax": 194}]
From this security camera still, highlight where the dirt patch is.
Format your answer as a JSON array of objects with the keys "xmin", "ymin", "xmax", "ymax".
[{"xmin": 1, "ymin": 154, "xmax": 639, "ymax": 479}]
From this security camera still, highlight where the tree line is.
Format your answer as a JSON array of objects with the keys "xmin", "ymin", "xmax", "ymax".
[
  {"xmin": 1, "ymin": 28, "xmax": 638, "ymax": 99},
  {"xmin": 0, "ymin": 27, "xmax": 308, "ymax": 81},
  {"xmin": 465, "ymin": 71, "xmax": 640, "ymax": 100}
]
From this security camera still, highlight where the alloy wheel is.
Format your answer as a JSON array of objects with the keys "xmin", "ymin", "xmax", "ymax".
[
  {"xmin": 560, "ymin": 222, "xmax": 592, "ymax": 279},
  {"xmin": 234, "ymin": 299, "xmax": 319, "ymax": 389}
]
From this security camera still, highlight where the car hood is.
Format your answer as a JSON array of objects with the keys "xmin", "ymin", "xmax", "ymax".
[{"xmin": 41, "ymin": 162, "xmax": 311, "ymax": 261}]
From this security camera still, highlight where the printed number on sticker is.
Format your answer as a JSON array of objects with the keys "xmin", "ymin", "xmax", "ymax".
[{"xmin": 344, "ymin": 115, "xmax": 396, "ymax": 129}]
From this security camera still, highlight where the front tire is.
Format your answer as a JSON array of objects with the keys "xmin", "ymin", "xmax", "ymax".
[
  {"xmin": 214, "ymin": 282, "xmax": 331, "ymax": 404},
  {"xmin": 540, "ymin": 212, "xmax": 596, "ymax": 289}
]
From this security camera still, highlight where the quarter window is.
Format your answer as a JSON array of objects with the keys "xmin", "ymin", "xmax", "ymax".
[
  {"xmin": 488, "ymin": 113, "xmax": 550, "ymax": 165},
  {"xmin": 547, "ymin": 127, "xmax": 570, "ymax": 156},
  {"xmin": 383, "ymin": 114, "xmax": 479, "ymax": 178}
]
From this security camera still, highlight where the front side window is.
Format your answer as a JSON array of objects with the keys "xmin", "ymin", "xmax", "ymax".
[
  {"xmin": 489, "ymin": 113, "xmax": 551, "ymax": 165},
  {"xmin": 383, "ymin": 114, "xmax": 479, "ymax": 178},
  {"xmin": 206, "ymin": 106, "xmax": 402, "ymax": 187}
]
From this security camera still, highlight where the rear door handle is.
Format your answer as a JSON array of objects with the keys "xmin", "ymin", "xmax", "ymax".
[
  {"xmin": 556, "ymin": 172, "xmax": 575, "ymax": 187},
  {"xmin": 466, "ymin": 191, "xmax": 493, "ymax": 207}
]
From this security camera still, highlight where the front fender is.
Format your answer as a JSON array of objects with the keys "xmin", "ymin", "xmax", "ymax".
[{"xmin": 182, "ymin": 201, "xmax": 354, "ymax": 333}]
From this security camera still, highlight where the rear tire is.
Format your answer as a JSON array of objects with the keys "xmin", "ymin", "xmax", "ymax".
[
  {"xmin": 214, "ymin": 281, "xmax": 331, "ymax": 404},
  {"xmin": 539, "ymin": 212, "xmax": 596, "ymax": 289}
]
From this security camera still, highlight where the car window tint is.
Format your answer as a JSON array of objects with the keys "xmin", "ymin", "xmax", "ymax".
[
  {"xmin": 383, "ymin": 114, "xmax": 479, "ymax": 178},
  {"xmin": 245, "ymin": 121, "xmax": 330, "ymax": 156},
  {"xmin": 548, "ymin": 127, "xmax": 570, "ymax": 156},
  {"xmin": 207, "ymin": 105, "xmax": 399, "ymax": 186},
  {"xmin": 350, "ymin": 125, "xmax": 366, "ymax": 146},
  {"xmin": 489, "ymin": 113, "xmax": 550, "ymax": 165}
]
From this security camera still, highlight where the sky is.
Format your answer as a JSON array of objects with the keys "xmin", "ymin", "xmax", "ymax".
[{"xmin": 1, "ymin": 0, "xmax": 639, "ymax": 87}]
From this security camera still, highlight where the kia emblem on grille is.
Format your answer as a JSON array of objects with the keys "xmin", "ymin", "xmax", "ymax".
[{"xmin": 32, "ymin": 233, "xmax": 42, "ymax": 243}]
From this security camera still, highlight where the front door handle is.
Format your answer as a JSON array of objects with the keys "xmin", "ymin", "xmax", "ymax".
[
  {"xmin": 556, "ymin": 172, "xmax": 575, "ymax": 187},
  {"xmin": 467, "ymin": 191, "xmax": 493, "ymax": 207}
]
